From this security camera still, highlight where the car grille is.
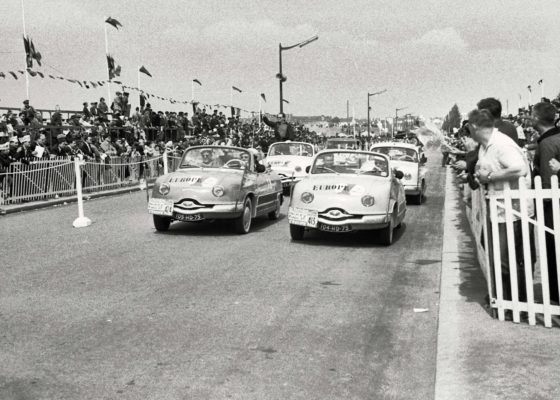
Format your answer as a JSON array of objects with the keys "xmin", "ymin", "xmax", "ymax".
[
  {"xmin": 319, "ymin": 208, "xmax": 362, "ymax": 222},
  {"xmin": 174, "ymin": 199, "xmax": 215, "ymax": 211}
]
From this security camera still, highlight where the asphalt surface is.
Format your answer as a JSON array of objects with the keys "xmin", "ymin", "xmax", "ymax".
[{"xmin": 1, "ymin": 150, "xmax": 446, "ymax": 400}]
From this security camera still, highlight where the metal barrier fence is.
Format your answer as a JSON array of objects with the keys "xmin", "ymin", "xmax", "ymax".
[
  {"xmin": 466, "ymin": 175, "xmax": 560, "ymax": 327},
  {"xmin": 0, "ymin": 154, "xmax": 167, "ymax": 205}
]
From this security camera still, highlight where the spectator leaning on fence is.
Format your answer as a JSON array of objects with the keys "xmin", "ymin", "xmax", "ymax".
[
  {"xmin": 531, "ymin": 101, "xmax": 560, "ymax": 303},
  {"xmin": 468, "ymin": 108, "xmax": 535, "ymax": 302}
]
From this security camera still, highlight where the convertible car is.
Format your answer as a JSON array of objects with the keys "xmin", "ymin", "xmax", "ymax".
[
  {"xmin": 288, "ymin": 150, "xmax": 407, "ymax": 245},
  {"xmin": 148, "ymin": 146, "xmax": 283, "ymax": 234},
  {"xmin": 370, "ymin": 142, "xmax": 427, "ymax": 204},
  {"xmin": 264, "ymin": 141, "xmax": 315, "ymax": 193}
]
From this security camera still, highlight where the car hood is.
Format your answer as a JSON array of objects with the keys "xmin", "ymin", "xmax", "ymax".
[
  {"xmin": 291, "ymin": 173, "xmax": 392, "ymax": 214},
  {"xmin": 153, "ymin": 168, "xmax": 244, "ymax": 202}
]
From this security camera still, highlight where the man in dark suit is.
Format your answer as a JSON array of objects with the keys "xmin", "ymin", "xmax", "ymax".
[{"xmin": 263, "ymin": 113, "xmax": 296, "ymax": 141}]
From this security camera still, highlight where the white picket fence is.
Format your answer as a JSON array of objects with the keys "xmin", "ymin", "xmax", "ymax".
[
  {"xmin": 466, "ymin": 175, "xmax": 560, "ymax": 327},
  {"xmin": 0, "ymin": 154, "xmax": 174, "ymax": 205}
]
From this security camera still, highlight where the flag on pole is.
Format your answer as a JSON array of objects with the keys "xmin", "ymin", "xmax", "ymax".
[
  {"xmin": 260, "ymin": 93, "xmax": 266, "ymax": 102},
  {"xmin": 106, "ymin": 55, "xmax": 121, "ymax": 80},
  {"xmin": 193, "ymin": 79, "xmax": 202, "ymax": 86},
  {"xmin": 139, "ymin": 65, "xmax": 152, "ymax": 77},
  {"xmin": 282, "ymin": 99, "xmax": 290, "ymax": 104},
  {"xmin": 232, "ymin": 86, "xmax": 242, "ymax": 93},
  {"xmin": 105, "ymin": 17, "xmax": 123, "ymax": 30},
  {"xmin": 23, "ymin": 36, "xmax": 42, "ymax": 68}
]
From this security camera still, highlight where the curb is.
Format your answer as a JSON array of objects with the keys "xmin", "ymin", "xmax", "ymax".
[{"xmin": 0, "ymin": 184, "xmax": 152, "ymax": 215}]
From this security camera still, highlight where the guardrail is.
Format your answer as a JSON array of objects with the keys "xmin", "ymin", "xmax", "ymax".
[
  {"xmin": 0, "ymin": 154, "xmax": 171, "ymax": 205},
  {"xmin": 466, "ymin": 175, "xmax": 560, "ymax": 327}
]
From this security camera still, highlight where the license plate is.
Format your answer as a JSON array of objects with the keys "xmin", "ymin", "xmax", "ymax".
[
  {"xmin": 288, "ymin": 207, "xmax": 318, "ymax": 227},
  {"xmin": 173, "ymin": 213, "xmax": 203, "ymax": 222},
  {"xmin": 318, "ymin": 223, "xmax": 352, "ymax": 232},
  {"xmin": 148, "ymin": 198, "xmax": 174, "ymax": 216}
]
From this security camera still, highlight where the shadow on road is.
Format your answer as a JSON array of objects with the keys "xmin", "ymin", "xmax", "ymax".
[
  {"xmin": 154, "ymin": 213, "xmax": 287, "ymax": 237},
  {"xmin": 290, "ymin": 223, "xmax": 408, "ymax": 248}
]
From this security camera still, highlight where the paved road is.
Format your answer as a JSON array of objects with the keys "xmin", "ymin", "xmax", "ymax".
[{"xmin": 1, "ymin": 150, "xmax": 446, "ymax": 400}]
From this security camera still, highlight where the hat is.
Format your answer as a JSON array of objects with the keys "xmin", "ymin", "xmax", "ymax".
[
  {"xmin": 23, "ymin": 100, "xmax": 29, "ymax": 105},
  {"xmin": 123, "ymin": 92, "xmax": 129, "ymax": 96},
  {"xmin": 116, "ymin": 91, "xmax": 122, "ymax": 95},
  {"xmin": 200, "ymin": 148, "xmax": 212, "ymax": 154},
  {"xmin": 57, "ymin": 134, "xmax": 67, "ymax": 142}
]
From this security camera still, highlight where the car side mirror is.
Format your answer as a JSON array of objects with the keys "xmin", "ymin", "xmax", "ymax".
[
  {"xmin": 305, "ymin": 165, "xmax": 311, "ymax": 173},
  {"xmin": 256, "ymin": 164, "xmax": 266, "ymax": 173},
  {"xmin": 394, "ymin": 170, "xmax": 404, "ymax": 179}
]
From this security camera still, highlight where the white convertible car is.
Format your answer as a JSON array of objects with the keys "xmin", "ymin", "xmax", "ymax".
[
  {"xmin": 288, "ymin": 149, "xmax": 407, "ymax": 245},
  {"xmin": 264, "ymin": 141, "xmax": 315, "ymax": 193},
  {"xmin": 370, "ymin": 142, "xmax": 427, "ymax": 204}
]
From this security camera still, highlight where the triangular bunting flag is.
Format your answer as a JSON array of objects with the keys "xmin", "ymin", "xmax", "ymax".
[
  {"xmin": 9, "ymin": 71, "xmax": 18, "ymax": 79},
  {"xmin": 193, "ymin": 79, "xmax": 202, "ymax": 86},
  {"xmin": 260, "ymin": 93, "xmax": 266, "ymax": 102},
  {"xmin": 232, "ymin": 86, "xmax": 242, "ymax": 93}
]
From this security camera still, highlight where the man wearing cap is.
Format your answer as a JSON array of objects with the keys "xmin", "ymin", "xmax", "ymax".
[
  {"xmin": 20, "ymin": 99, "xmax": 36, "ymax": 125},
  {"xmin": 97, "ymin": 98, "xmax": 109, "ymax": 118},
  {"xmin": 200, "ymin": 148, "xmax": 220, "ymax": 167},
  {"xmin": 82, "ymin": 102, "xmax": 91, "ymax": 119},
  {"xmin": 52, "ymin": 134, "xmax": 72, "ymax": 157},
  {"xmin": 263, "ymin": 113, "xmax": 296, "ymax": 141}
]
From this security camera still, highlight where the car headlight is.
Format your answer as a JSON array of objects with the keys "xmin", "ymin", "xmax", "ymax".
[
  {"xmin": 294, "ymin": 165, "xmax": 302, "ymax": 172},
  {"xmin": 159, "ymin": 183, "xmax": 170, "ymax": 196},
  {"xmin": 301, "ymin": 191, "xmax": 314, "ymax": 204},
  {"xmin": 361, "ymin": 195, "xmax": 375, "ymax": 207},
  {"xmin": 212, "ymin": 185, "xmax": 225, "ymax": 197},
  {"xmin": 404, "ymin": 173, "xmax": 412, "ymax": 180}
]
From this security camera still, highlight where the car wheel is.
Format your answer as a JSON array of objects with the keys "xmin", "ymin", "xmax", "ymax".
[
  {"xmin": 268, "ymin": 197, "xmax": 281, "ymax": 220},
  {"xmin": 153, "ymin": 215, "xmax": 171, "ymax": 232},
  {"xmin": 290, "ymin": 224, "xmax": 305, "ymax": 240},
  {"xmin": 379, "ymin": 213, "xmax": 395, "ymax": 245},
  {"xmin": 234, "ymin": 197, "xmax": 252, "ymax": 234}
]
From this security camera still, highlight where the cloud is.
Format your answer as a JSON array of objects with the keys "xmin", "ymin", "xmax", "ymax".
[{"xmin": 411, "ymin": 27, "xmax": 467, "ymax": 50}]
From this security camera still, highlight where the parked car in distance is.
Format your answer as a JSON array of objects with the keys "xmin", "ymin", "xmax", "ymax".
[{"xmin": 264, "ymin": 141, "xmax": 315, "ymax": 193}]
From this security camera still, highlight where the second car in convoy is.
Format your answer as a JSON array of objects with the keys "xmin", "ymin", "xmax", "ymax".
[{"xmin": 264, "ymin": 141, "xmax": 315, "ymax": 193}]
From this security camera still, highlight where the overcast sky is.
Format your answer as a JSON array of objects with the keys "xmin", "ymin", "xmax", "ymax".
[{"xmin": 1, "ymin": 0, "xmax": 559, "ymax": 119}]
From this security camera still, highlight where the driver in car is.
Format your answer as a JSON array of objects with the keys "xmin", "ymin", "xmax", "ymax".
[{"xmin": 200, "ymin": 149, "xmax": 221, "ymax": 167}]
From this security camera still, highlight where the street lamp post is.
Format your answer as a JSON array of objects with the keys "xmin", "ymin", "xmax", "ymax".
[
  {"xmin": 367, "ymin": 89, "xmax": 387, "ymax": 146},
  {"xmin": 393, "ymin": 107, "xmax": 407, "ymax": 139},
  {"xmin": 277, "ymin": 34, "xmax": 318, "ymax": 115}
]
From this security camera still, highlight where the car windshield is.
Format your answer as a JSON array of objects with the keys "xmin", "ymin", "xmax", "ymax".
[
  {"xmin": 326, "ymin": 140, "xmax": 361, "ymax": 150},
  {"xmin": 372, "ymin": 146, "xmax": 418, "ymax": 162},
  {"xmin": 311, "ymin": 152, "xmax": 389, "ymax": 177},
  {"xmin": 180, "ymin": 147, "xmax": 251, "ymax": 170},
  {"xmin": 268, "ymin": 143, "xmax": 314, "ymax": 157}
]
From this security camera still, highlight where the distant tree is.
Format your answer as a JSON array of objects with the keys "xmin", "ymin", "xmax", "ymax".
[
  {"xmin": 332, "ymin": 116, "xmax": 340, "ymax": 124},
  {"xmin": 442, "ymin": 104, "xmax": 461, "ymax": 133}
]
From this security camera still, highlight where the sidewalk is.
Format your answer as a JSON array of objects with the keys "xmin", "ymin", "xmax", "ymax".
[
  {"xmin": 435, "ymin": 168, "xmax": 560, "ymax": 400},
  {"xmin": 0, "ymin": 183, "xmax": 150, "ymax": 215}
]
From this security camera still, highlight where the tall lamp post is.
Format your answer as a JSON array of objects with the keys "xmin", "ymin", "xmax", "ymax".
[
  {"xmin": 277, "ymin": 34, "xmax": 318, "ymax": 115},
  {"xmin": 393, "ymin": 107, "xmax": 407, "ymax": 138},
  {"xmin": 367, "ymin": 89, "xmax": 387, "ymax": 145}
]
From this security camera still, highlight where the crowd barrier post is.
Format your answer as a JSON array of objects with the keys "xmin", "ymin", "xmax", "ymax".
[
  {"xmin": 72, "ymin": 157, "xmax": 92, "ymax": 228},
  {"xmin": 163, "ymin": 150, "xmax": 169, "ymax": 175}
]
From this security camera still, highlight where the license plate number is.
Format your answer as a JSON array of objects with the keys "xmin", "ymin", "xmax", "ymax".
[
  {"xmin": 288, "ymin": 207, "xmax": 318, "ymax": 227},
  {"xmin": 318, "ymin": 223, "xmax": 352, "ymax": 232},
  {"xmin": 148, "ymin": 198, "xmax": 174, "ymax": 216},
  {"xmin": 173, "ymin": 213, "xmax": 203, "ymax": 222}
]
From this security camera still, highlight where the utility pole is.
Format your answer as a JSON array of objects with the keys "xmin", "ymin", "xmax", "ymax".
[{"xmin": 367, "ymin": 89, "xmax": 387, "ymax": 146}]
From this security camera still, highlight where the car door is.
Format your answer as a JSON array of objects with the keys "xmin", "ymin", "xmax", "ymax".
[{"xmin": 255, "ymin": 164, "xmax": 277, "ymax": 215}]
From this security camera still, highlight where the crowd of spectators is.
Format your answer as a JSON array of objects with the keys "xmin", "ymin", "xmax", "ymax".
[
  {"xmin": 0, "ymin": 94, "xmax": 323, "ymax": 171},
  {"xmin": 443, "ymin": 97, "xmax": 560, "ymax": 310}
]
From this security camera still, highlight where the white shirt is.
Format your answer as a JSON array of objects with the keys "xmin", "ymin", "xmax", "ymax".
[{"xmin": 476, "ymin": 128, "xmax": 533, "ymax": 222}]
